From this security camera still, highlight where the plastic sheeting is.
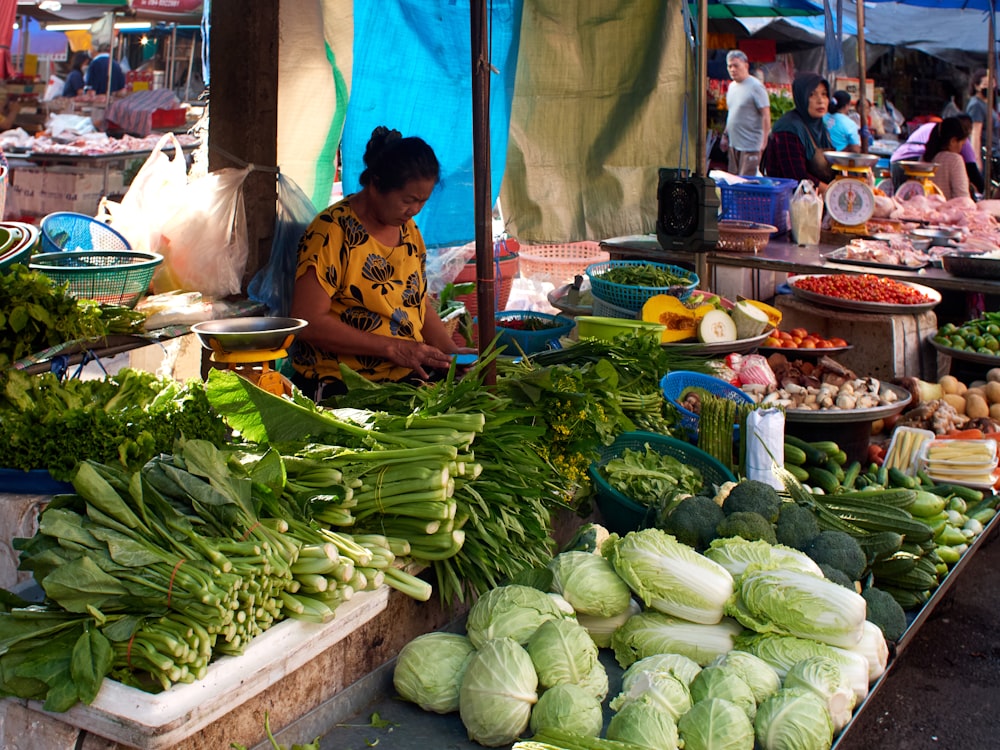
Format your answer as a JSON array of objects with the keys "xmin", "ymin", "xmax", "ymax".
[
  {"xmin": 340, "ymin": 0, "xmax": 522, "ymax": 249},
  {"xmin": 500, "ymin": 0, "xmax": 693, "ymax": 243}
]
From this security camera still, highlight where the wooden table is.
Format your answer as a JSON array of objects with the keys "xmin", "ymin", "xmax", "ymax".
[{"xmin": 600, "ymin": 234, "xmax": 1000, "ymax": 299}]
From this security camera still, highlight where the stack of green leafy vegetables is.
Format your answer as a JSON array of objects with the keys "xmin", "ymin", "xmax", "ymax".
[
  {"xmin": 598, "ymin": 445, "xmax": 705, "ymax": 523},
  {"xmin": 0, "ymin": 367, "xmax": 228, "ymax": 479},
  {"xmin": 0, "ymin": 264, "xmax": 145, "ymax": 367}
]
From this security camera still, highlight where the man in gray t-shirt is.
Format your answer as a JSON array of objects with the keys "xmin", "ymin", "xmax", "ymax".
[{"xmin": 725, "ymin": 50, "xmax": 771, "ymax": 175}]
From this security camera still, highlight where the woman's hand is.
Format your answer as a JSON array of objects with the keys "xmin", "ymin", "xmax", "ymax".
[{"xmin": 385, "ymin": 338, "xmax": 454, "ymax": 380}]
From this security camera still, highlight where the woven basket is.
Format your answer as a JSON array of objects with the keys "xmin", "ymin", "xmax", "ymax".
[
  {"xmin": 589, "ymin": 431, "xmax": 737, "ymax": 534},
  {"xmin": 40, "ymin": 211, "xmax": 132, "ymax": 254},
  {"xmin": 716, "ymin": 220, "xmax": 777, "ymax": 253},
  {"xmin": 453, "ymin": 253, "xmax": 519, "ymax": 316},
  {"xmin": 29, "ymin": 250, "xmax": 162, "ymax": 307},
  {"xmin": 586, "ymin": 260, "xmax": 699, "ymax": 312},
  {"xmin": 660, "ymin": 371, "xmax": 754, "ymax": 439},
  {"xmin": 518, "ymin": 241, "xmax": 609, "ymax": 286}
]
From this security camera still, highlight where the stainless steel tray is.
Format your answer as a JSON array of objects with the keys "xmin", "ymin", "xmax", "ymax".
[
  {"xmin": 784, "ymin": 382, "xmax": 912, "ymax": 424},
  {"xmin": 941, "ymin": 253, "xmax": 1000, "ymax": 281},
  {"xmin": 823, "ymin": 246, "xmax": 928, "ymax": 271},
  {"xmin": 663, "ymin": 329, "xmax": 773, "ymax": 355},
  {"xmin": 788, "ymin": 274, "xmax": 941, "ymax": 314},
  {"xmin": 928, "ymin": 333, "xmax": 1000, "ymax": 366}
]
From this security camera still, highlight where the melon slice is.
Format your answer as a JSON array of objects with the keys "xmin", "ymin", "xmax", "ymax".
[
  {"xmin": 731, "ymin": 300, "xmax": 771, "ymax": 340},
  {"xmin": 697, "ymin": 309, "xmax": 738, "ymax": 343}
]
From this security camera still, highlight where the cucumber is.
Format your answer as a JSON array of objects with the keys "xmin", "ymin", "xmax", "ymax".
[
  {"xmin": 784, "ymin": 443, "xmax": 808, "ymax": 466},
  {"xmin": 876, "ymin": 465, "xmax": 889, "ymax": 488},
  {"xmin": 888, "ymin": 467, "xmax": 917, "ymax": 490},
  {"xmin": 807, "ymin": 467, "xmax": 841, "ymax": 494},
  {"xmin": 810, "ymin": 440, "xmax": 843, "ymax": 459},
  {"xmin": 785, "ymin": 463, "xmax": 810, "ymax": 482},
  {"xmin": 880, "ymin": 585, "xmax": 931, "ymax": 610},
  {"xmin": 824, "ymin": 459, "xmax": 846, "ymax": 482},
  {"xmin": 841, "ymin": 461, "xmax": 861, "ymax": 490},
  {"xmin": 856, "ymin": 530, "xmax": 904, "ymax": 563},
  {"xmin": 928, "ymin": 484, "xmax": 985, "ymax": 504},
  {"xmin": 785, "ymin": 435, "xmax": 827, "ymax": 465},
  {"xmin": 916, "ymin": 468, "xmax": 936, "ymax": 488},
  {"xmin": 832, "ymin": 450, "xmax": 848, "ymax": 466}
]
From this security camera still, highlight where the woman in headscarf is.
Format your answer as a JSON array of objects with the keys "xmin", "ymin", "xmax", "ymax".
[{"xmin": 763, "ymin": 72, "xmax": 837, "ymax": 194}]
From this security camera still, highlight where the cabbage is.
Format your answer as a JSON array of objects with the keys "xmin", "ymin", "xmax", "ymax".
[
  {"xmin": 549, "ymin": 550, "xmax": 632, "ymax": 617},
  {"xmin": 847, "ymin": 620, "xmax": 889, "ymax": 681},
  {"xmin": 526, "ymin": 618, "xmax": 601, "ymax": 694},
  {"xmin": 726, "ymin": 565, "xmax": 866, "ymax": 649},
  {"xmin": 733, "ymin": 632, "xmax": 871, "ymax": 702},
  {"xmin": 705, "ymin": 537, "xmax": 824, "ymax": 578},
  {"xmin": 621, "ymin": 652, "xmax": 703, "ymax": 688},
  {"xmin": 783, "ymin": 655, "xmax": 857, "ymax": 732},
  {"xmin": 459, "ymin": 638, "xmax": 538, "ymax": 747},
  {"xmin": 689, "ymin": 665, "xmax": 757, "ymax": 722},
  {"xmin": 612, "ymin": 610, "xmax": 744, "ymax": 668},
  {"xmin": 466, "ymin": 584, "xmax": 570, "ymax": 648},
  {"xmin": 576, "ymin": 598, "xmax": 641, "ymax": 648},
  {"xmin": 607, "ymin": 529, "xmax": 734, "ymax": 624},
  {"xmin": 709, "ymin": 650, "xmax": 781, "ymax": 705},
  {"xmin": 393, "ymin": 632, "xmax": 475, "ymax": 713},
  {"xmin": 579, "ymin": 659, "xmax": 610, "ymax": 702},
  {"xmin": 528, "ymin": 683, "xmax": 603, "ymax": 738},
  {"xmin": 610, "ymin": 668, "xmax": 692, "ymax": 719},
  {"xmin": 754, "ymin": 688, "xmax": 834, "ymax": 750},
  {"xmin": 607, "ymin": 696, "xmax": 681, "ymax": 750},
  {"xmin": 678, "ymin": 697, "xmax": 755, "ymax": 750}
]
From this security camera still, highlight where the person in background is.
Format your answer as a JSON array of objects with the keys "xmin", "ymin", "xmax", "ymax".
[
  {"xmin": 85, "ymin": 43, "xmax": 125, "ymax": 95},
  {"xmin": 763, "ymin": 72, "xmax": 836, "ymax": 194},
  {"xmin": 724, "ymin": 50, "xmax": 770, "ymax": 176},
  {"xmin": 965, "ymin": 68, "xmax": 1000, "ymax": 174},
  {"xmin": 924, "ymin": 117, "xmax": 970, "ymax": 201},
  {"xmin": 824, "ymin": 90, "xmax": 861, "ymax": 153},
  {"xmin": 289, "ymin": 126, "xmax": 467, "ymax": 401},
  {"xmin": 890, "ymin": 114, "xmax": 982, "ymax": 197},
  {"xmin": 62, "ymin": 51, "xmax": 90, "ymax": 98}
]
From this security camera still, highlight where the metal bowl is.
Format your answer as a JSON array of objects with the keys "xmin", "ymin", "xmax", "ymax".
[
  {"xmin": 909, "ymin": 227, "xmax": 961, "ymax": 246},
  {"xmin": 941, "ymin": 253, "xmax": 1000, "ymax": 280},
  {"xmin": 824, "ymin": 151, "xmax": 881, "ymax": 169},
  {"xmin": 897, "ymin": 160, "xmax": 936, "ymax": 173},
  {"xmin": 191, "ymin": 317, "xmax": 308, "ymax": 352}
]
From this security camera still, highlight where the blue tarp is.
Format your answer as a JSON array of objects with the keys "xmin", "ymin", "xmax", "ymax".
[{"xmin": 340, "ymin": 0, "xmax": 522, "ymax": 249}]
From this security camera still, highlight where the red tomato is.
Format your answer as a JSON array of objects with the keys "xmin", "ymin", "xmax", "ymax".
[{"xmin": 790, "ymin": 327, "xmax": 808, "ymax": 339}]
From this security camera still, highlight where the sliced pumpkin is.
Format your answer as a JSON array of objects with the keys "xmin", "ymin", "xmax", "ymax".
[
  {"xmin": 743, "ymin": 299, "xmax": 782, "ymax": 329},
  {"xmin": 642, "ymin": 294, "xmax": 697, "ymax": 343}
]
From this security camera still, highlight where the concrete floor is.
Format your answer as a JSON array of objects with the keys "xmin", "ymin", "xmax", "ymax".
[{"xmin": 277, "ymin": 520, "xmax": 1000, "ymax": 750}]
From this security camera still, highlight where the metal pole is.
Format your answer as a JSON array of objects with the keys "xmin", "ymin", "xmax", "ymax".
[
  {"xmin": 471, "ymin": 0, "xmax": 495, "ymax": 384},
  {"xmin": 856, "ymin": 0, "xmax": 869, "ymax": 153},
  {"xmin": 987, "ymin": 7, "xmax": 996, "ymax": 194},
  {"xmin": 696, "ymin": 0, "xmax": 709, "ymax": 277}
]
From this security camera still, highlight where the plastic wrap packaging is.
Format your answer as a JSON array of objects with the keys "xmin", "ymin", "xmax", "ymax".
[
  {"xmin": 790, "ymin": 180, "xmax": 823, "ymax": 246},
  {"xmin": 744, "ymin": 408, "xmax": 785, "ymax": 490}
]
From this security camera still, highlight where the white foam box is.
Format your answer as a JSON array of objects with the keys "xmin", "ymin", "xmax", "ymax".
[
  {"xmin": 775, "ymin": 294, "xmax": 939, "ymax": 381},
  {"xmin": 1, "ymin": 587, "xmax": 390, "ymax": 750}
]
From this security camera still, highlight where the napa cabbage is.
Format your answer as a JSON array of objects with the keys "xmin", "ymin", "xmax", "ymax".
[
  {"xmin": 704, "ymin": 537, "xmax": 824, "ymax": 578},
  {"xmin": 611, "ymin": 610, "xmax": 744, "ymax": 668},
  {"xmin": 609, "ymin": 668, "xmax": 692, "ymax": 720},
  {"xmin": 754, "ymin": 688, "xmax": 834, "ymax": 750},
  {"xmin": 848, "ymin": 620, "xmax": 889, "ymax": 681},
  {"xmin": 575, "ymin": 598, "xmax": 641, "ymax": 648},
  {"xmin": 548, "ymin": 550, "xmax": 632, "ymax": 617},
  {"xmin": 621, "ymin": 652, "xmax": 703, "ymax": 688},
  {"xmin": 709, "ymin": 650, "xmax": 781, "ymax": 704},
  {"xmin": 606, "ymin": 528, "xmax": 734, "ymax": 624},
  {"xmin": 725, "ymin": 564, "xmax": 866, "ymax": 649},
  {"xmin": 783, "ymin": 655, "xmax": 856, "ymax": 732}
]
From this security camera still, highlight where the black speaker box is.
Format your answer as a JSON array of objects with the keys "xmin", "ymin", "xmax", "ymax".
[{"xmin": 657, "ymin": 168, "xmax": 720, "ymax": 253}]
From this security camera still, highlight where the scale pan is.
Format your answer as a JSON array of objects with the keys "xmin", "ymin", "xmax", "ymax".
[
  {"xmin": 191, "ymin": 317, "xmax": 309, "ymax": 352},
  {"xmin": 824, "ymin": 151, "xmax": 880, "ymax": 169}
]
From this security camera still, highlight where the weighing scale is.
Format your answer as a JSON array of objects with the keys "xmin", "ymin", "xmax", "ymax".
[
  {"xmin": 823, "ymin": 152, "xmax": 880, "ymax": 234},
  {"xmin": 190, "ymin": 317, "xmax": 308, "ymax": 397},
  {"xmin": 895, "ymin": 160, "xmax": 945, "ymax": 202}
]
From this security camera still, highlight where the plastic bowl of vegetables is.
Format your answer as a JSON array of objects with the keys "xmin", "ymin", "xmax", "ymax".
[
  {"xmin": 586, "ymin": 260, "xmax": 699, "ymax": 312},
  {"xmin": 589, "ymin": 431, "xmax": 736, "ymax": 535},
  {"xmin": 494, "ymin": 310, "xmax": 575, "ymax": 354}
]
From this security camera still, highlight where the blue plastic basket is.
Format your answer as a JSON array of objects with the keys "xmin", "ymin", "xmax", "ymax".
[
  {"xmin": 589, "ymin": 431, "xmax": 737, "ymax": 535},
  {"xmin": 718, "ymin": 177, "xmax": 798, "ymax": 234},
  {"xmin": 495, "ymin": 310, "xmax": 575, "ymax": 354},
  {"xmin": 586, "ymin": 260, "xmax": 699, "ymax": 312},
  {"xmin": 40, "ymin": 212, "xmax": 133, "ymax": 255},
  {"xmin": 661, "ymin": 371, "xmax": 754, "ymax": 439}
]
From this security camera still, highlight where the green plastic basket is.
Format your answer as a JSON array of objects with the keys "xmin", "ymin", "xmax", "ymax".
[
  {"xmin": 589, "ymin": 431, "xmax": 736, "ymax": 535},
  {"xmin": 29, "ymin": 250, "xmax": 163, "ymax": 308}
]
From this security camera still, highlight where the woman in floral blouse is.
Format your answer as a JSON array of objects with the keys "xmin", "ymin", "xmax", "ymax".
[{"xmin": 290, "ymin": 126, "xmax": 464, "ymax": 400}]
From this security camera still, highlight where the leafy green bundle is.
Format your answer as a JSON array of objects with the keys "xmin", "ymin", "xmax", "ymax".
[{"xmin": 0, "ymin": 367, "xmax": 228, "ymax": 479}]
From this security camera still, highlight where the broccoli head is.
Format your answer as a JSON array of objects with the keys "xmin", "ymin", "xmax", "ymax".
[
  {"xmin": 862, "ymin": 586, "xmax": 908, "ymax": 642},
  {"xmin": 662, "ymin": 495, "xmax": 726, "ymax": 550},
  {"xmin": 721, "ymin": 480, "xmax": 782, "ymax": 522},
  {"xmin": 818, "ymin": 563, "xmax": 858, "ymax": 591},
  {"xmin": 805, "ymin": 530, "xmax": 866, "ymax": 581},
  {"xmin": 774, "ymin": 503, "xmax": 821, "ymax": 551},
  {"xmin": 715, "ymin": 511, "xmax": 777, "ymax": 545}
]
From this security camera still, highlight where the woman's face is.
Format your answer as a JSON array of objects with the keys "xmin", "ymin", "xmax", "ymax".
[
  {"xmin": 807, "ymin": 85, "xmax": 829, "ymax": 119},
  {"xmin": 977, "ymin": 75, "xmax": 990, "ymax": 96},
  {"xmin": 947, "ymin": 137, "xmax": 964, "ymax": 153},
  {"xmin": 372, "ymin": 176, "xmax": 437, "ymax": 227}
]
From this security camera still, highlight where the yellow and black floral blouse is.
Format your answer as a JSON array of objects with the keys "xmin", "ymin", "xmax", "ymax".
[{"xmin": 292, "ymin": 198, "xmax": 427, "ymax": 383}]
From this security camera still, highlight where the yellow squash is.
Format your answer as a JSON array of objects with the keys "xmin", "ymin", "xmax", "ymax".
[{"xmin": 641, "ymin": 294, "xmax": 713, "ymax": 343}]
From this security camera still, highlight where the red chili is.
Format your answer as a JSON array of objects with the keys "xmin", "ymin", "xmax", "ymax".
[{"xmin": 794, "ymin": 274, "xmax": 931, "ymax": 305}]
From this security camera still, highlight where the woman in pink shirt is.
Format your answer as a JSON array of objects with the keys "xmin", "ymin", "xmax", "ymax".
[{"xmin": 925, "ymin": 118, "xmax": 970, "ymax": 200}]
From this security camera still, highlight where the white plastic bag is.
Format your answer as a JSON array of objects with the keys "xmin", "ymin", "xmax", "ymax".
[{"xmin": 790, "ymin": 180, "xmax": 823, "ymax": 246}]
